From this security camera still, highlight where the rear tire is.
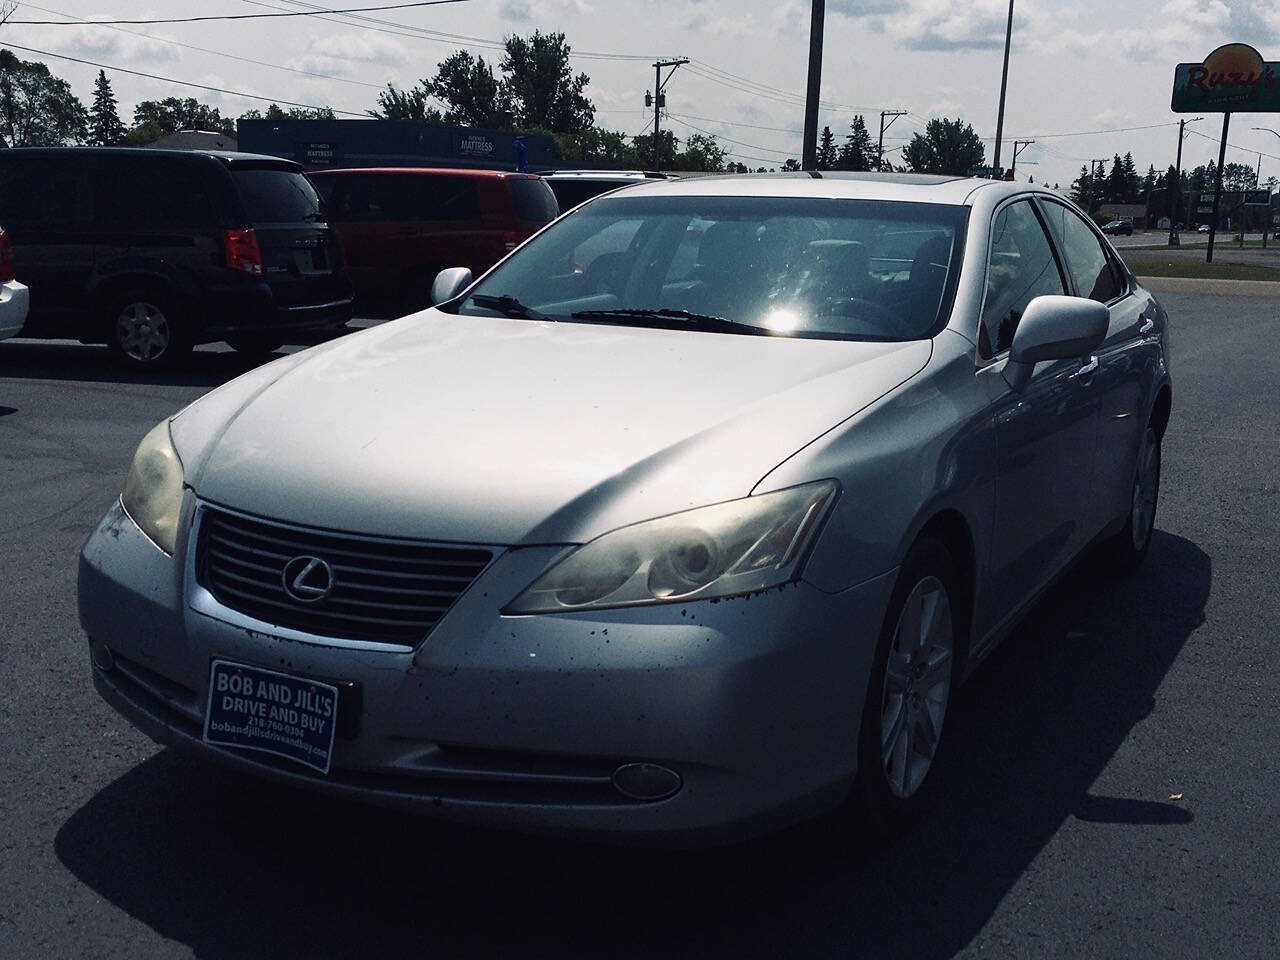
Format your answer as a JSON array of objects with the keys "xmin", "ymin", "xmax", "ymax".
[
  {"xmin": 105, "ymin": 287, "xmax": 191, "ymax": 370},
  {"xmin": 1100, "ymin": 424, "xmax": 1161, "ymax": 572},
  {"xmin": 225, "ymin": 333, "xmax": 285, "ymax": 356},
  {"xmin": 850, "ymin": 538, "xmax": 959, "ymax": 837}
]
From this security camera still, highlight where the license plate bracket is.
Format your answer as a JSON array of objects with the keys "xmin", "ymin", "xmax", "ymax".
[{"xmin": 203, "ymin": 660, "xmax": 339, "ymax": 773}]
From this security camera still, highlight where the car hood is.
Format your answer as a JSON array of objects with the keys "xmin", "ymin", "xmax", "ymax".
[{"xmin": 174, "ymin": 311, "xmax": 931, "ymax": 545}]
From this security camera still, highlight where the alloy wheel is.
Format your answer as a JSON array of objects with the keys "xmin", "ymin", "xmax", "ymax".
[
  {"xmin": 1131, "ymin": 428, "xmax": 1160, "ymax": 552},
  {"xmin": 116, "ymin": 301, "xmax": 171, "ymax": 364},
  {"xmin": 880, "ymin": 575, "xmax": 954, "ymax": 799}
]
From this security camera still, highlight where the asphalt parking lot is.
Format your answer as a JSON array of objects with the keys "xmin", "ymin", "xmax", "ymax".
[{"xmin": 1, "ymin": 286, "xmax": 1278, "ymax": 959}]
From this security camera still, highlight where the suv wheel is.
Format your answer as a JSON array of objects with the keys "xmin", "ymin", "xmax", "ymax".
[
  {"xmin": 106, "ymin": 289, "xmax": 191, "ymax": 369},
  {"xmin": 225, "ymin": 334, "xmax": 284, "ymax": 356}
]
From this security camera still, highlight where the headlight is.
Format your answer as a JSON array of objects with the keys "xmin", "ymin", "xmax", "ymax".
[
  {"xmin": 505, "ymin": 480, "xmax": 838, "ymax": 614},
  {"xmin": 121, "ymin": 419, "xmax": 185, "ymax": 555}
]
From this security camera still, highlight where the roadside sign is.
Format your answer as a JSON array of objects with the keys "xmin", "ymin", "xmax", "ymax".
[
  {"xmin": 1172, "ymin": 43, "xmax": 1280, "ymax": 112},
  {"xmin": 1243, "ymin": 190, "xmax": 1271, "ymax": 206}
]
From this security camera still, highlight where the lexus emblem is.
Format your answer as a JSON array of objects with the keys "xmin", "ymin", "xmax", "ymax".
[{"xmin": 281, "ymin": 555, "xmax": 335, "ymax": 603}]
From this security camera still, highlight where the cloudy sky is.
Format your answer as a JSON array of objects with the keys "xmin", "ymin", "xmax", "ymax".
[{"xmin": 4, "ymin": 0, "xmax": 1280, "ymax": 187}]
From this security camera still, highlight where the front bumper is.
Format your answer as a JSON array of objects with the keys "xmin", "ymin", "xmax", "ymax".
[{"xmin": 79, "ymin": 499, "xmax": 896, "ymax": 844}]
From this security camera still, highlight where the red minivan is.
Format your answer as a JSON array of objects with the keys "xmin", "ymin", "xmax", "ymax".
[{"xmin": 309, "ymin": 168, "xmax": 558, "ymax": 312}]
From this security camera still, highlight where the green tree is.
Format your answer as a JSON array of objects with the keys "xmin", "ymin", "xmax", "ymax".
[
  {"xmin": 425, "ymin": 50, "xmax": 511, "ymax": 128},
  {"xmin": 367, "ymin": 83, "xmax": 443, "ymax": 122},
  {"xmin": 553, "ymin": 127, "xmax": 636, "ymax": 168},
  {"xmin": 782, "ymin": 158, "xmax": 802, "ymax": 172},
  {"xmin": 631, "ymin": 129, "xmax": 679, "ymax": 170},
  {"xmin": 816, "ymin": 125, "xmax": 837, "ymax": 170},
  {"xmin": 500, "ymin": 31, "xmax": 594, "ymax": 134},
  {"xmin": 677, "ymin": 133, "xmax": 726, "ymax": 172},
  {"xmin": 0, "ymin": 48, "xmax": 89, "ymax": 147},
  {"xmin": 1069, "ymin": 165, "xmax": 1095, "ymax": 209},
  {"xmin": 1221, "ymin": 161, "xmax": 1257, "ymax": 190},
  {"xmin": 88, "ymin": 70, "xmax": 126, "ymax": 146},
  {"xmin": 126, "ymin": 97, "xmax": 233, "ymax": 144},
  {"xmin": 838, "ymin": 115, "xmax": 875, "ymax": 171},
  {"xmin": 1187, "ymin": 163, "xmax": 1214, "ymax": 192},
  {"xmin": 240, "ymin": 103, "xmax": 336, "ymax": 122},
  {"xmin": 1104, "ymin": 154, "xmax": 1127, "ymax": 203},
  {"xmin": 900, "ymin": 117, "xmax": 985, "ymax": 176}
]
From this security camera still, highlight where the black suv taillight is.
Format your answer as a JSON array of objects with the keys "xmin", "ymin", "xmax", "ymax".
[
  {"xmin": 0, "ymin": 228, "xmax": 15, "ymax": 283},
  {"xmin": 222, "ymin": 228, "xmax": 263, "ymax": 275}
]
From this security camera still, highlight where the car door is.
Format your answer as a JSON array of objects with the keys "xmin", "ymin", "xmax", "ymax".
[
  {"xmin": 1038, "ymin": 199, "xmax": 1155, "ymax": 538},
  {"xmin": 0, "ymin": 154, "xmax": 94, "ymax": 335},
  {"xmin": 978, "ymin": 197, "xmax": 1103, "ymax": 634}
]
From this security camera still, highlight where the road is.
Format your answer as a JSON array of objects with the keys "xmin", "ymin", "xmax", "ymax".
[{"xmin": 2, "ymin": 289, "xmax": 1278, "ymax": 959}]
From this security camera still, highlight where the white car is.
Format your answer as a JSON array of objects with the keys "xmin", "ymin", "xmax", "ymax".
[{"xmin": 0, "ymin": 227, "xmax": 29, "ymax": 341}]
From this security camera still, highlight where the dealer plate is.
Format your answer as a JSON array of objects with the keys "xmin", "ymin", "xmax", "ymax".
[{"xmin": 203, "ymin": 660, "xmax": 338, "ymax": 774}]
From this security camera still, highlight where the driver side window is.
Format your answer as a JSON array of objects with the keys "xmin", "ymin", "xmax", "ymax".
[{"xmin": 980, "ymin": 200, "xmax": 1066, "ymax": 357}]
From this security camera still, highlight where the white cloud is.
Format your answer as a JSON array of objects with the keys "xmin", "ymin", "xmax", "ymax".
[{"xmin": 291, "ymin": 33, "xmax": 411, "ymax": 78}]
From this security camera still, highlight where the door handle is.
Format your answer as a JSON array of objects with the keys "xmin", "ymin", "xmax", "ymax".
[
  {"xmin": 1069, "ymin": 356, "xmax": 1100, "ymax": 381},
  {"xmin": 1139, "ymin": 318, "xmax": 1155, "ymax": 336}
]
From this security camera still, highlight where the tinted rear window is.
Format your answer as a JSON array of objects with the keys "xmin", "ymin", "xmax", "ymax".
[
  {"xmin": 232, "ymin": 168, "xmax": 320, "ymax": 223},
  {"xmin": 319, "ymin": 174, "xmax": 481, "ymax": 222},
  {"xmin": 95, "ymin": 156, "xmax": 222, "ymax": 228},
  {"xmin": 0, "ymin": 156, "xmax": 86, "ymax": 229},
  {"xmin": 547, "ymin": 179, "xmax": 627, "ymax": 210},
  {"xmin": 511, "ymin": 178, "xmax": 559, "ymax": 223}
]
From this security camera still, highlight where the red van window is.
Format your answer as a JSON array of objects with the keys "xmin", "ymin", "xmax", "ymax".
[{"xmin": 510, "ymin": 178, "xmax": 558, "ymax": 223}]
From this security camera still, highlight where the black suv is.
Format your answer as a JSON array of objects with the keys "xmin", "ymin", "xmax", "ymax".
[{"xmin": 0, "ymin": 148, "xmax": 352, "ymax": 367}]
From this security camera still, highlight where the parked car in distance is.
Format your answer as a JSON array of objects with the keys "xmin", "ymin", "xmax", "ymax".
[
  {"xmin": 1198, "ymin": 224, "xmax": 1211, "ymax": 233},
  {"xmin": 0, "ymin": 148, "xmax": 352, "ymax": 368},
  {"xmin": 0, "ymin": 226, "xmax": 30, "ymax": 342},
  {"xmin": 81, "ymin": 173, "xmax": 1172, "ymax": 845},
  {"xmin": 1102, "ymin": 219, "xmax": 1133, "ymax": 236},
  {"xmin": 308, "ymin": 168, "xmax": 559, "ymax": 313},
  {"xmin": 540, "ymin": 170, "xmax": 672, "ymax": 212}
]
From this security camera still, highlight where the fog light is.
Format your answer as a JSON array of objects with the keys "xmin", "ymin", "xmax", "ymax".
[
  {"xmin": 90, "ymin": 638, "xmax": 115, "ymax": 671},
  {"xmin": 611, "ymin": 762, "xmax": 682, "ymax": 801}
]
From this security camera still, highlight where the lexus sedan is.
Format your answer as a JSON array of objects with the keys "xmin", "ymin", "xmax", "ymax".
[{"xmin": 80, "ymin": 173, "xmax": 1171, "ymax": 844}]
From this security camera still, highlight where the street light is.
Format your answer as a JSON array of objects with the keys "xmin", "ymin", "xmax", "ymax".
[{"xmin": 991, "ymin": 0, "xmax": 1015, "ymax": 178}]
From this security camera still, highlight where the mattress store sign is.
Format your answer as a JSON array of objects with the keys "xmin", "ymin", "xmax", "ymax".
[
  {"xmin": 457, "ymin": 133, "xmax": 495, "ymax": 158},
  {"xmin": 1172, "ymin": 43, "xmax": 1280, "ymax": 112}
]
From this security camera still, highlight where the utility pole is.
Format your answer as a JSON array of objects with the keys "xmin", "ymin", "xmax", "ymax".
[
  {"xmin": 1010, "ymin": 139, "xmax": 1034, "ymax": 179},
  {"xmin": 878, "ymin": 110, "xmax": 907, "ymax": 172},
  {"xmin": 1169, "ymin": 117, "xmax": 1201, "ymax": 246},
  {"xmin": 801, "ymin": 0, "xmax": 825, "ymax": 171},
  {"xmin": 990, "ymin": 0, "xmax": 1015, "ymax": 178},
  {"xmin": 1207, "ymin": 112, "xmax": 1231, "ymax": 263},
  {"xmin": 1088, "ymin": 158, "xmax": 1107, "ymax": 213},
  {"xmin": 646, "ymin": 58, "xmax": 688, "ymax": 174}
]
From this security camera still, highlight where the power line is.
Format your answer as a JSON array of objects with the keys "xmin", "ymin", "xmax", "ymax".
[
  {"xmin": 1, "ymin": 42, "xmax": 367, "ymax": 115},
  {"xmin": 246, "ymin": 0, "xmax": 659, "ymax": 61},
  {"xmin": 14, "ymin": 2, "xmax": 385, "ymax": 89},
  {"xmin": 667, "ymin": 114, "xmax": 797, "ymax": 157},
  {"xmin": 8, "ymin": 0, "xmax": 472, "ymax": 26},
  {"xmin": 1185, "ymin": 127, "xmax": 1280, "ymax": 164}
]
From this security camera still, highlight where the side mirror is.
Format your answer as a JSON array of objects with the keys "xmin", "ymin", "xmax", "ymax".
[
  {"xmin": 431, "ymin": 267, "xmax": 473, "ymax": 306},
  {"xmin": 1003, "ymin": 295, "xmax": 1109, "ymax": 391}
]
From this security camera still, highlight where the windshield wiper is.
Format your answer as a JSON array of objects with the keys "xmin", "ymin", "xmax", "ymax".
[
  {"xmin": 569, "ymin": 308, "xmax": 768, "ymax": 335},
  {"xmin": 469, "ymin": 294, "xmax": 551, "ymax": 322}
]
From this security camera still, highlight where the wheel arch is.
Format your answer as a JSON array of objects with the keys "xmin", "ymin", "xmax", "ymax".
[
  {"xmin": 905, "ymin": 508, "xmax": 977, "ymax": 666},
  {"xmin": 1149, "ymin": 383, "xmax": 1172, "ymax": 439}
]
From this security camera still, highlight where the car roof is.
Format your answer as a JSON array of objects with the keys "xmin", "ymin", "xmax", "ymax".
[
  {"xmin": 540, "ymin": 170, "xmax": 671, "ymax": 180},
  {"xmin": 610, "ymin": 171, "xmax": 1024, "ymax": 206},
  {"xmin": 0, "ymin": 146, "xmax": 298, "ymax": 168},
  {"xmin": 308, "ymin": 167, "xmax": 539, "ymax": 179}
]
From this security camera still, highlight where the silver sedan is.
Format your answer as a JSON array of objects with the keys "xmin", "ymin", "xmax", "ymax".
[{"xmin": 79, "ymin": 173, "xmax": 1171, "ymax": 843}]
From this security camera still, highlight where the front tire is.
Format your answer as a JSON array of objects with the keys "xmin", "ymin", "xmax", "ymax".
[
  {"xmin": 225, "ymin": 333, "xmax": 284, "ymax": 356},
  {"xmin": 851, "ymin": 538, "xmax": 958, "ymax": 836},
  {"xmin": 105, "ymin": 288, "xmax": 191, "ymax": 370}
]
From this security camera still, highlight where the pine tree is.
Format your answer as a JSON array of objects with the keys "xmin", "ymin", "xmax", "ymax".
[
  {"xmin": 88, "ymin": 70, "xmax": 126, "ymax": 146},
  {"xmin": 838, "ymin": 115, "xmax": 876, "ymax": 171},
  {"xmin": 817, "ymin": 125, "xmax": 837, "ymax": 170}
]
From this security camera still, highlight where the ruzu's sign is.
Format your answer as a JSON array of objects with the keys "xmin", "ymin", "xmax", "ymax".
[{"xmin": 1172, "ymin": 43, "xmax": 1280, "ymax": 112}]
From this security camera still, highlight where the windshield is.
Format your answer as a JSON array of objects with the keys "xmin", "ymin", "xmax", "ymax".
[{"xmin": 457, "ymin": 195, "xmax": 968, "ymax": 341}]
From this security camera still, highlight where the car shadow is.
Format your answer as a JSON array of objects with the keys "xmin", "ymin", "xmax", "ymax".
[
  {"xmin": 0, "ymin": 326, "xmax": 363, "ymax": 390},
  {"xmin": 55, "ymin": 532, "xmax": 1209, "ymax": 960}
]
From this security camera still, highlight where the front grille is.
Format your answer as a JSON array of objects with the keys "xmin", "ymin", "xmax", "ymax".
[{"xmin": 196, "ymin": 507, "xmax": 492, "ymax": 647}]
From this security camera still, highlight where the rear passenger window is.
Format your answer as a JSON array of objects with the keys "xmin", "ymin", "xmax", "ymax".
[
  {"xmin": 325, "ymin": 175, "xmax": 479, "ymax": 222},
  {"xmin": 95, "ymin": 157, "xmax": 219, "ymax": 228},
  {"xmin": 980, "ymin": 200, "xmax": 1066, "ymax": 356},
  {"xmin": 511, "ymin": 178, "xmax": 559, "ymax": 223},
  {"xmin": 0, "ymin": 156, "xmax": 86, "ymax": 229},
  {"xmin": 1041, "ymin": 201, "xmax": 1124, "ymax": 303}
]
